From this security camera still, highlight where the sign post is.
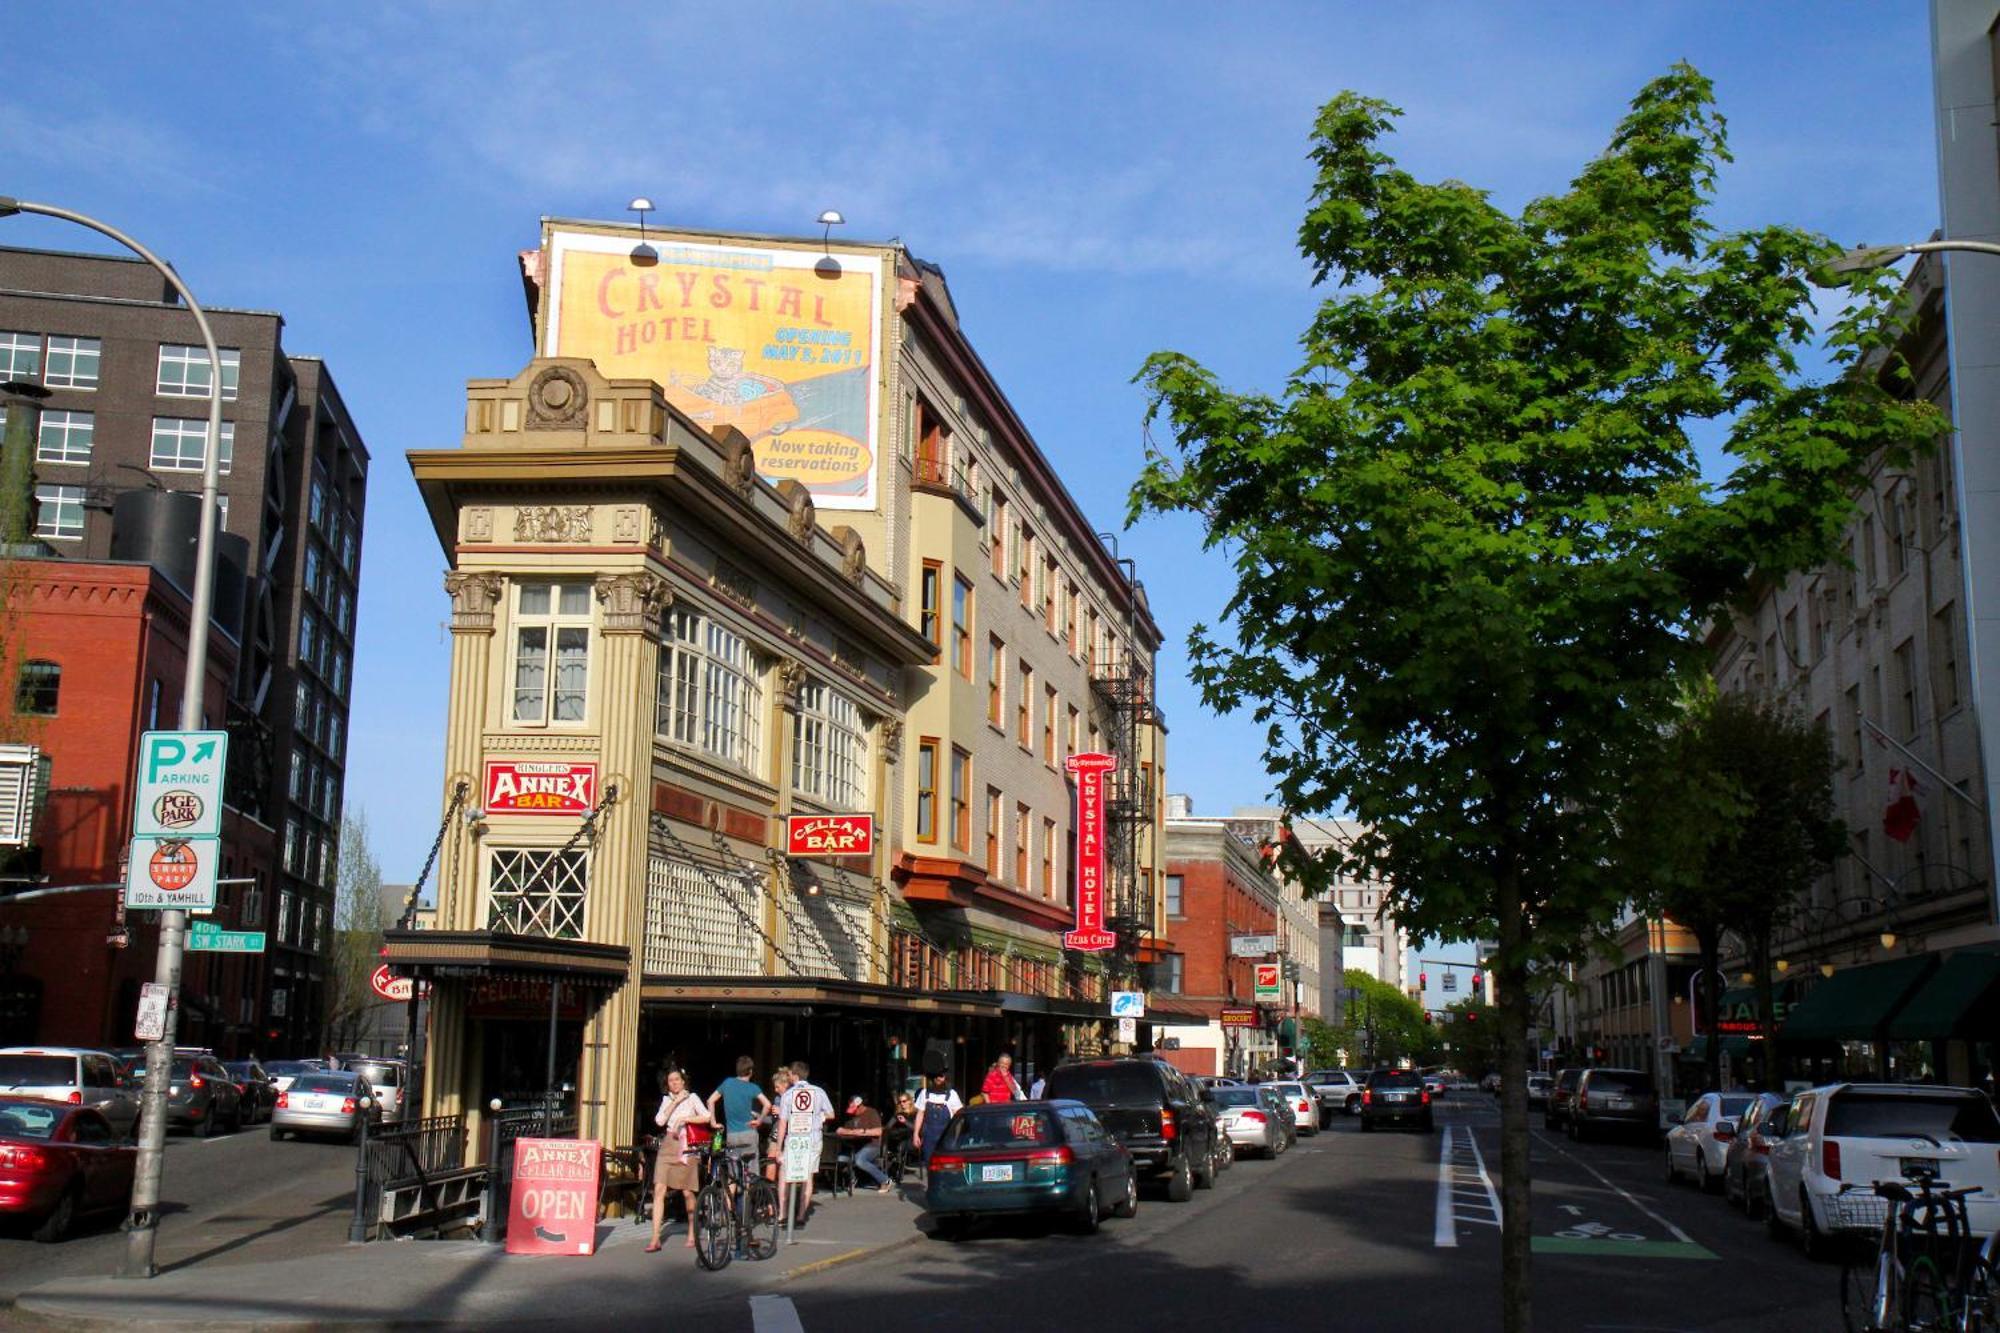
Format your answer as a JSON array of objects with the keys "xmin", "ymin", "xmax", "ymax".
[
  {"xmin": 781, "ymin": 1086, "xmax": 820, "ymax": 1247},
  {"xmin": 1063, "ymin": 752, "xmax": 1117, "ymax": 952},
  {"xmin": 187, "ymin": 920, "xmax": 266, "ymax": 953}
]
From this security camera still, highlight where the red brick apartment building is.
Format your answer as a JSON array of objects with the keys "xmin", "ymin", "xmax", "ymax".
[{"xmin": 1154, "ymin": 817, "xmax": 1284, "ymax": 1078}]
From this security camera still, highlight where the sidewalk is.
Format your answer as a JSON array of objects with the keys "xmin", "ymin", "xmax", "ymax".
[{"xmin": 15, "ymin": 1185, "xmax": 929, "ymax": 1330}]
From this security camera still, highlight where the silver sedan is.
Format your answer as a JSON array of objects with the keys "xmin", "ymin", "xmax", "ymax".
[
  {"xmin": 1212, "ymin": 1085, "xmax": 1291, "ymax": 1159},
  {"xmin": 270, "ymin": 1071, "xmax": 381, "ymax": 1142}
]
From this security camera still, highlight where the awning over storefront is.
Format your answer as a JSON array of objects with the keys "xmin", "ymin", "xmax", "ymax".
[
  {"xmin": 1780, "ymin": 956, "xmax": 1937, "ymax": 1043},
  {"xmin": 383, "ymin": 929, "xmax": 631, "ymax": 985},
  {"xmin": 1684, "ymin": 1035, "xmax": 1752, "ymax": 1061},
  {"xmin": 1886, "ymin": 950, "xmax": 2000, "ymax": 1040},
  {"xmin": 1144, "ymin": 998, "xmax": 1215, "ymax": 1026},
  {"xmin": 641, "ymin": 974, "xmax": 1001, "ymax": 1018}
]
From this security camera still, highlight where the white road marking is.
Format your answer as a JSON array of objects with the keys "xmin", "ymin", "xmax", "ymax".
[
  {"xmin": 751, "ymin": 1294, "xmax": 806, "ymax": 1333},
  {"xmin": 1531, "ymin": 1130, "xmax": 1696, "ymax": 1244},
  {"xmin": 1435, "ymin": 1126, "xmax": 1458, "ymax": 1247}
]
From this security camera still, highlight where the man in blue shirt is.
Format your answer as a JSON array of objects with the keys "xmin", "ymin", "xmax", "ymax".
[{"xmin": 707, "ymin": 1055, "xmax": 773, "ymax": 1171}]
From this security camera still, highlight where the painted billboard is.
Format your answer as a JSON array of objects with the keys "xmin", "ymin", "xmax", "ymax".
[{"xmin": 543, "ymin": 229, "xmax": 883, "ymax": 511}]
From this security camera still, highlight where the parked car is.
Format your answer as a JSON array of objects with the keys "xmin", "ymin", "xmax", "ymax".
[
  {"xmin": 1480, "ymin": 1072, "xmax": 1503, "ymax": 1094},
  {"xmin": 1422, "ymin": 1072, "xmax": 1447, "ymax": 1098},
  {"xmin": 337, "ymin": 1058, "xmax": 407, "ymax": 1123},
  {"xmin": 0, "ymin": 1048, "xmax": 140, "ymax": 1138},
  {"xmin": 1041, "ymin": 1058, "xmax": 1222, "ymax": 1202},
  {"xmin": 1359, "ymin": 1068, "xmax": 1434, "ymax": 1132},
  {"xmin": 1267, "ymin": 1081, "xmax": 1319, "ymax": 1137},
  {"xmin": 1722, "ymin": 1092, "xmax": 1788, "ymax": 1217},
  {"xmin": 0, "ymin": 1099, "xmax": 137, "ymax": 1242},
  {"xmin": 125, "ymin": 1053, "xmax": 243, "ymax": 1137},
  {"xmin": 1526, "ymin": 1073, "xmax": 1555, "ymax": 1110},
  {"xmin": 260, "ymin": 1060, "xmax": 320, "ymax": 1094},
  {"xmin": 271, "ymin": 1071, "xmax": 380, "ymax": 1143},
  {"xmin": 1211, "ymin": 1085, "xmax": 1289, "ymax": 1159},
  {"xmin": 1569, "ymin": 1069, "xmax": 1658, "ymax": 1143},
  {"xmin": 1306, "ymin": 1070, "xmax": 1366, "ymax": 1121},
  {"xmin": 1544, "ymin": 1068, "xmax": 1582, "ymax": 1131},
  {"xmin": 925, "ymin": 1100, "xmax": 1136, "ymax": 1240},
  {"xmin": 223, "ymin": 1062, "xmax": 278, "ymax": 1124},
  {"xmin": 1767, "ymin": 1083, "xmax": 2000, "ymax": 1258},
  {"xmin": 1664, "ymin": 1091, "xmax": 1758, "ymax": 1192}
]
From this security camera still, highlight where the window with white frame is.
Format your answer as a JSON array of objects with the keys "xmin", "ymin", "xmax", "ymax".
[
  {"xmin": 656, "ymin": 607, "xmax": 763, "ymax": 773},
  {"xmin": 150, "ymin": 417, "xmax": 234, "ymax": 473},
  {"xmin": 32, "ymin": 485, "xmax": 82, "ymax": 540},
  {"xmin": 0, "ymin": 331, "xmax": 39, "ymax": 381},
  {"xmin": 488, "ymin": 846, "xmax": 588, "ymax": 939},
  {"xmin": 792, "ymin": 678, "xmax": 867, "ymax": 808},
  {"xmin": 35, "ymin": 410, "xmax": 93, "ymax": 465},
  {"xmin": 44, "ymin": 336, "xmax": 100, "ymax": 389},
  {"xmin": 512, "ymin": 582, "xmax": 591, "ymax": 724},
  {"xmin": 156, "ymin": 344, "xmax": 240, "ymax": 401}
]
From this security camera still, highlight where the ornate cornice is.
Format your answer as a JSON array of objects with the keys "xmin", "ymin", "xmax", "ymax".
[
  {"xmin": 595, "ymin": 570, "xmax": 672, "ymax": 635},
  {"xmin": 443, "ymin": 571, "xmax": 505, "ymax": 633}
]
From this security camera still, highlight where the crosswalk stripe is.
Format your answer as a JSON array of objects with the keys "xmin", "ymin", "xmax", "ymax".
[{"xmin": 751, "ymin": 1294, "xmax": 806, "ymax": 1333}]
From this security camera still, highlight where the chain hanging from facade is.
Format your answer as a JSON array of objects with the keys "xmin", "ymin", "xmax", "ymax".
[{"xmin": 650, "ymin": 815, "xmax": 808, "ymax": 976}]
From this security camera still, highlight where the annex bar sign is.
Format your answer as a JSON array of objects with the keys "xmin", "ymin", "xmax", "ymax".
[
  {"xmin": 1064, "ymin": 752, "xmax": 1117, "ymax": 952},
  {"xmin": 484, "ymin": 761, "xmax": 597, "ymax": 816}
]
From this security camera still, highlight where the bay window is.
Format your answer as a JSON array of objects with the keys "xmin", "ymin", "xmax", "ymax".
[
  {"xmin": 793, "ymin": 678, "xmax": 868, "ymax": 809},
  {"xmin": 657, "ymin": 607, "xmax": 763, "ymax": 774},
  {"xmin": 512, "ymin": 582, "xmax": 591, "ymax": 724}
]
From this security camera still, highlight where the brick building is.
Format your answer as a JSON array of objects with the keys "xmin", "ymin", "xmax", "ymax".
[
  {"xmin": 1154, "ymin": 816, "xmax": 1287, "ymax": 1078},
  {"xmin": 0, "ymin": 553, "xmax": 274, "ymax": 1051},
  {"xmin": 0, "ymin": 246, "xmax": 370, "ymax": 1051}
]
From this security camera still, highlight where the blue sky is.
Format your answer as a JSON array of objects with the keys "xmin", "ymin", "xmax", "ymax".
[{"xmin": 9, "ymin": 3, "xmax": 1941, "ymax": 891}]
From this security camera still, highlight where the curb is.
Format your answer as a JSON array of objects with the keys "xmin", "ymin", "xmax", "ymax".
[{"xmin": 781, "ymin": 1232, "xmax": 925, "ymax": 1283}]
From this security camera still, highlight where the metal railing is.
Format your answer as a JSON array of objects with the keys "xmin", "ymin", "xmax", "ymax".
[
  {"xmin": 354, "ymin": 1115, "xmax": 468, "ymax": 1241},
  {"xmin": 483, "ymin": 1102, "xmax": 580, "ymax": 1244}
]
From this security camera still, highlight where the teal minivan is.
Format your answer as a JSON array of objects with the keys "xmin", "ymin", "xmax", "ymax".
[{"xmin": 924, "ymin": 1100, "xmax": 1136, "ymax": 1241}]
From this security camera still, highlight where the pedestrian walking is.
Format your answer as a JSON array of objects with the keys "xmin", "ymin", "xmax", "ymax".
[
  {"xmin": 837, "ymin": 1094, "xmax": 893, "ymax": 1193},
  {"xmin": 1028, "ymin": 1072, "xmax": 1046, "ymax": 1100},
  {"xmin": 981, "ymin": 1053, "xmax": 1023, "ymax": 1103},
  {"xmin": 706, "ymin": 1055, "xmax": 772, "ymax": 1181},
  {"xmin": 761, "ymin": 1066, "xmax": 792, "ymax": 1185},
  {"xmin": 912, "ymin": 1070, "xmax": 962, "ymax": 1169},
  {"xmin": 647, "ymin": 1068, "xmax": 714, "ymax": 1253},
  {"xmin": 779, "ymin": 1060, "xmax": 834, "ymax": 1224}
]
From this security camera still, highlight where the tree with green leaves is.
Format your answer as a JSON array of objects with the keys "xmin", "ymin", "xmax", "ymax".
[
  {"xmin": 1440, "ymin": 997, "xmax": 1505, "ymax": 1079},
  {"xmin": 323, "ymin": 811, "xmax": 384, "ymax": 1054},
  {"xmin": 1618, "ymin": 689, "xmax": 1844, "ymax": 1093},
  {"xmin": 1129, "ymin": 65, "xmax": 1938, "ymax": 1331},
  {"xmin": 1319, "ymin": 967, "xmax": 1437, "ymax": 1068}
]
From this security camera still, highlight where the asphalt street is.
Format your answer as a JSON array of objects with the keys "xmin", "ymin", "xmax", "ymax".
[
  {"xmin": 0, "ymin": 1114, "xmax": 358, "ymax": 1309},
  {"xmin": 756, "ymin": 1093, "xmax": 1847, "ymax": 1333}
]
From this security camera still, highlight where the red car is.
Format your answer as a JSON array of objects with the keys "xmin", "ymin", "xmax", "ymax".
[{"xmin": 0, "ymin": 1097, "xmax": 136, "ymax": 1241}]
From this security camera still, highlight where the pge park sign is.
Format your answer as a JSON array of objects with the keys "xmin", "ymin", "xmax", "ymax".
[
  {"xmin": 484, "ymin": 761, "xmax": 596, "ymax": 816},
  {"xmin": 785, "ymin": 813, "xmax": 874, "ymax": 857},
  {"xmin": 506, "ymin": 1138, "xmax": 603, "ymax": 1256}
]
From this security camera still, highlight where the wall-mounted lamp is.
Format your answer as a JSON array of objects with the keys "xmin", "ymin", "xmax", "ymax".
[
  {"xmin": 817, "ymin": 209, "xmax": 844, "ymax": 252},
  {"xmin": 1879, "ymin": 931, "xmax": 1898, "ymax": 951},
  {"xmin": 1820, "ymin": 963, "xmax": 1836, "ymax": 979},
  {"xmin": 629, "ymin": 197, "xmax": 658, "ymax": 266},
  {"xmin": 1775, "ymin": 958, "xmax": 1790, "ymax": 974},
  {"xmin": 1738, "ymin": 971, "xmax": 1754, "ymax": 985},
  {"xmin": 464, "ymin": 807, "xmax": 486, "ymax": 826}
]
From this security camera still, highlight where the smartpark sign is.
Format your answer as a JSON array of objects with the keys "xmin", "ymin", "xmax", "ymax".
[{"xmin": 125, "ymin": 731, "xmax": 227, "ymax": 912}]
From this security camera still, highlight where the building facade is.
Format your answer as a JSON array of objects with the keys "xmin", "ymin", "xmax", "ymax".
[
  {"xmin": 0, "ymin": 246, "xmax": 369, "ymax": 1052},
  {"xmin": 1219, "ymin": 806, "xmax": 1323, "ymax": 1019},
  {"xmin": 394, "ymin": 221, "xmax": 1168, "ymax": 1152},
  {"xmin": 0, "ymin": 554, "xmax": 275, "ymax": 1052},
  {"xmin": 1157, "ymin": 816, "xmax": 1286, "ymax": 1078}
]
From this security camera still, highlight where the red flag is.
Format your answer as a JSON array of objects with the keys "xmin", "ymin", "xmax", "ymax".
[{"xmin": 1883, "ymin": 766, "xmax": 1922, "ymax": 844}]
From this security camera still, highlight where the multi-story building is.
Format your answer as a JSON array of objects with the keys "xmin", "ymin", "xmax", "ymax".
[
  {"xmin": 1710, "ymin": 243, "xmax": 1998, "ymax": 1088},
  {"xmin": 0, "ymin": 246, "xmax": 369, "ymax": 1051},
  {"xmin": 0, "ymin": 550, "xmax": 274, "ymax": 1051},
  {"xmin": 1557, "ymin": 914, "xmax": 1701, "ymax": 1093},
  {"xmin": 1239, "ymin": 809, "xmax": 1405, "ymax": 990},
  {"xmin": 1218, "ymin": 805, "xmax": 1322, "ymax": 1018},
  {"xmin": 1157, "ymin": 816, "xmax": 1286, "ymax": 1078},
  {"xmin": 391, "ymin": 219, "xmax": 1167, "ymax": 1149}
]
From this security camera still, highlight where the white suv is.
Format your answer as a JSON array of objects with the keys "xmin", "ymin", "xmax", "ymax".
[
  {"xmin": 0, "ymin": 1046, "xmax": 140, "ymax": 1137},
  {"xmin": 1766, "ymin": 1082, "xmax": 2000, "ymax": 1258}
]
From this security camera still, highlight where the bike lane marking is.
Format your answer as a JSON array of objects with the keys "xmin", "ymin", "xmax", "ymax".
[
  {"xmin": 1526, "ymin": 1129, "xmax": 1715, "ymax": 1261},
  {"xmin": 751, "ymin": 1294, "xmax": 806, "ymax": 1333},
  {"xmin": 1436, "ymin": 1122, "xmax": 1505, "ymax": 1247}
]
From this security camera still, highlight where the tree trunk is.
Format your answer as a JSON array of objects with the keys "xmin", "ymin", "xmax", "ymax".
[
  {"xmin": 1497, "ymin": 873, "xmax": 1532, "ymax": 1333},
  {"xmin": 1700, "ymin": 929, "xmax": 1722, "ymax": 1095},
  {"xmin": 1754, "ymin": 930, "xmax": 1777, "ymax": 1092}
]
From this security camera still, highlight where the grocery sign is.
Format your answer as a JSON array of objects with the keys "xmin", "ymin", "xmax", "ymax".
[
  {"xmin": 543, "ymin": 228, "xmax": 884, "ymax": 511},
  {"xmin": 484, "ymin": 761, "xmax": 597, "ymax": 816},
  {"xmin": 786, "ymin": 813, "xmax": 874, "ymax": 856},
  {"xmin": 506, "ymin": 1138, "xmax": 602, "ymax": 1255},
  {"xmin": 1063, "ymin": 752, "xmax": 1117, "ymax": 952},
  {"xmin": 1220, "ymin": 1007, "xmax": 1258, "ymax": 1029}
]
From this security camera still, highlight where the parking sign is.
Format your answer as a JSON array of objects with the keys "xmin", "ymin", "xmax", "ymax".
[{"xmin": 134, "ymin": 730, "xmax": 228, "ymax": 839}]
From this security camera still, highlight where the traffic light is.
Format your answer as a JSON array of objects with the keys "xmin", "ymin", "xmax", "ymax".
[
  {"xmin": 1466, "ymin": 1009, "xmax": 1477, "ymax": 1024},
  {"xmin": 1472, "ymin": 972, "xmax": 1483, "ymax": 992},
  {"xmin": 1419, "ymin": 970, "xmax": 1427, "ymax": 987}
]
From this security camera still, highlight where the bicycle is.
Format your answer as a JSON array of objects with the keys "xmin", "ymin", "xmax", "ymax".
[
  {"xmin": 1840, "ymin": 1162, "xmax": 1983, "ymax": 1331},
  {"xmin": 692, "ymin": 1135, "xmax": 781, "ymax": 1272}
]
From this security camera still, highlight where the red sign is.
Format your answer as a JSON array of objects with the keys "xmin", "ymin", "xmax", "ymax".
[
  {"xmin": 484, "ymin": 761, "xmax": 597, "ymax": 816},
  {"xmin": 1220, "ymin": 1007, "xmax": 1258, "ymax": 1029},
  {"xmin": 1064, "ymin": 752, "xmax": 1118, "ymax": 952},
  {"xmin": 506, "ymin": 1137, "xmax": 602, "ymax": 1255},
  {"xmin": 369, "ymin": 965, "xmax": 429, "ymax": 1003},
  {"xmin": 786, "ymin": 813, "xmax": 874, "ymax": 856}
]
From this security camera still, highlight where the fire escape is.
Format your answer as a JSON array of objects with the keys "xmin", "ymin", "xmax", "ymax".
[{"xmin": 1090, "ymin": 654, "xmax": 1153, "ymax": 980}]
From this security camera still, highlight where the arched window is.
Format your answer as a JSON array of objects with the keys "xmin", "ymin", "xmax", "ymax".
[{"xmin": 15, "ymin": 661, "xmax": 59, "ymax": 716}]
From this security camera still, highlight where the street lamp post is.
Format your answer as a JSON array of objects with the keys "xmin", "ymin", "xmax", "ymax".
[{"xmin": 0, "ymin": 197, "xmax": 225, "ymax": 1280}]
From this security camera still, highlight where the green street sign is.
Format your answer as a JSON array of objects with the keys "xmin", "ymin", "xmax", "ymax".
[{"xmin": 188, "ymin": 920, "xmax": 265, "ymax": 953}]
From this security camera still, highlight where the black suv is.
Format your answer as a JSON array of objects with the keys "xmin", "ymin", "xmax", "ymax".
[
  {"xmin": 1569, "ymin": 1068, "xmax": 1659, "ymax": 1143},
  {"xmin": 1359, "ymin": 1068, "xmax": 1435, "ymax": 1132},
  {"xmin": 1042, "ymin": 1058, "xmax": 1222, "ymax": 1201}
]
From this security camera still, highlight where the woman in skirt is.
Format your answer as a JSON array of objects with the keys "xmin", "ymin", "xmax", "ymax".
[{"xmin": 647, "ymin": 1068, "xmax": 714, "ymax": 1252}]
